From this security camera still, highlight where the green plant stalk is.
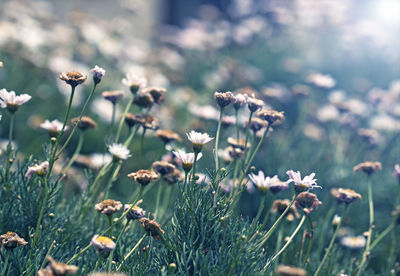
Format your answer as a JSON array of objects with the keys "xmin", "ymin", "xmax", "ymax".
[
  {"xmin": 314, "ymin": 206, "xmax": 347, "ymax": 276},
  {"xmin": 357, "ymin": 176, "xmax": 374, "ymax": 276},
  {"xmin": 1, "ymin": 250, "xmax": 11, "ymax": 275},
  {"xmin": 93, "ymin": 254, "xmax": 104, "ymax": 272},
  {"xmin": 264, "ymin": 215, "xmax": 306, "ymax": 270},
  {"xmin": 115, "ymin": 94, "xmax": 134, "ymax": 143},
  {"xmin": 257, "ymin": 194, "xmax": 296, "ymax": 247},
  {"xmin": 242, "ymin": 111, "xmax": 253, "ymax": 160},
  {"xmin": 215, "ymin": 107, "xmax": 224, "ymax": 172},
  {"xmin": 154, "ymin": 179, "xmax": 163, "ymax": 218},
  {"xmin": 254, "ymin": 195, "xmax": 266, "ymax": 224},
  {"xmin": 111, "ymin": 103, "xmax": 116, "ymax": 130},
  {"xmin": 116, "ymin": 234, "xmax": 146, "ymax": 271},
  {"xmin": 40, "ymin": 241, "xmax": 56, "ymax": 269},
  {"xmin": 5, "ymin": 113, "xmax": 14, "ymax": 198},
  {"xmin": 7, "ymin": 113, "xmax": 14, "ymax": 151},
  {"xmin": 66, "ymin": 243, "xmax": 93, "ymax": 265},
  {"xmin": 191, "ymin": 152, "xmax": 199, "ymax": 184},
  {"xmin": 316, "ymin": 201, "xmax": 336, "ymax": 256},
  {"xmin": 369, "ymin": 222, "xmax": 396, "ymax": 251},
  {"xmin": 107, "ymin": 215, "xmax": 113, "ymax": 237},
  {"xmin": 235, "ymin": 109, "xmax": 240, "ymax": 141},
  {"xmin": 140, "ymin": 128, "xmax": 146, "ymax": 160},
  {"xmin": 159, "ymin": 185, "xmax": 174, "ymax": 220},
  {"xmin": 302, "ymin": 213, "xmax": 314, "ymax": 263},
  {"xmin": 62, "ymin": 131, "xmax": 84, "ymax": 177},
  {"xmin": 389, "ymin": 181, "xmax": 400, "ymax": 267},
  {"xmin": 57, "ymin": 83, "xmax": 97, "ymax": 157},
  {"xmin": 107, "ymin": 220, "xmax": 130, "ymax": 272}
]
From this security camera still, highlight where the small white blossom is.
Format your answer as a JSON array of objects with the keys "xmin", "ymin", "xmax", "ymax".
[
  {"xmin": 186, "ymin": 130, "xmax": 214, "ymax": 146},
  {"xmin": 25, "ymin": 161, "xmax": 49, "ymax": 178},
  {"xmin": 307, "ymin": 73, "xmax": 336, "ymax": 88},
  {"xmin": 89, "ymin": 153, "xmax": 113, "ymax": 169},
  {"xmin": 249, "ymin": 171, "xmax": 287, "ymax": 193},
  {"xmin": 90, "ymin": 65, "xmax": 106, "ymax": 83},
  {"xmin": 122, "ymin": 73, "xmax": 147, "ymax": 93},
  {"xmin": 0, "ymin": 89, "xmax": 31, "ymax": 112},
  {"xmin": 286, "ymin": 170, "xmax": 321, "ymax": 191},
  {"xmin": 108, "ymin": 143, "xmax": 131, "ymax": 160},
  {"xmin": 173, "ymin": 150, "xmax": 202, "ymax": 172},
  {"xmin": 40, "ymin": 119, "xmax": 66, "ymax": 136}
]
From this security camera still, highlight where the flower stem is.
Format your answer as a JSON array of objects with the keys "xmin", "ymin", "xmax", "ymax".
[
  {"xmin": 66, "ymin": 243, "xmax": 92, "ymax": 264},
  {"xmin": 154, "ymin": 179, "xmax": 163, "ymax": 218},
  {"xmin": 357, "ymin": 176, "xmax": 374, "ymax": 276},
  {"xmin": 235, "ymin": 109, "xmax": 240, "ymax": 141},
  {"xmin": 369, "ymin": 222, "xmax": 396, "ymax": 251},
  {"xmin": 314, "ymin": 206, "xmax": 347, "ymax": 276},
  {"xmin": 116, "ymin": 234, "xmax": 146, "ymax": 271},
  {"xmin": 264, "ymin": 215, "xmax": 306, "ymax": 269},
  {"xmin": 254, "ymin": 195, "xmax": 266, "ymax": 224},
  {"xmin": 107, "ymin": 220, "xmax": 130, "ymax": 272},
  {"xmin": 7, "ymin": 113, "xmax": 15, "ymax": 151},
  {"xmin": 215, "ymin": 107, "xmax": 224, "ymax": 172},
  {"xmin": 1, "ymin": 250, "xmax": 11, "ymax": 276},
  {"xmin": 115, "ymin": 94, "xmax": 134, "ymax": 143},
  {"xmin": 62, "ymin": 131, "xmax": 84, "ymax": 176}
]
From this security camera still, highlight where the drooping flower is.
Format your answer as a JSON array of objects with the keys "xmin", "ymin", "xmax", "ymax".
[
  {"xmin": 59, "ymin": 71, "xmax": 87, "ymax": 87},
  {"xmin": 331, "ymin": 188, "xmax": 362, "ymax": 205},
  {"xmin": 90, "ymin": 66, "xmax": 106, "ymax": 84},
  {"xmin": 271, "ymin": 199, "xmax": 300, "ymax": 221},
  {"xmin": 133, "ymin": 90, "xmax": 154, "ymax": 109},
  {"xmin": 95, "ymin": 199, "xmax": 123, "ymax": 216},
  {"xmin": 0, "ymin": 232, "xmax": 28, "ymax": 249},
  {"xmin": 139, "ymin": 218, "xmax": 165, "ymax": 240},
  {"xmin": 122, "ymin": 73, "xmax": 147, "ymax": 94},
  {"xmin": 249, "ymin": 171, "xmax": 285, "ymax": 194},
  {"xmin": 143, "ymin": 87, "xmax": 167, "ymax": 104},
  {"xmin": 247, "ymin": 96, "xmax": 264, "ymax": 112},
  {"xmin": 124, "ymin": 203, "xmax": 146, "ymax": 220},
  {"xmin": 91, "ymin": 235, "xmax": 115, "ymax": 254},
  {"xmin": 353, "ymin": 161, "xmax": 382, "ymax": 175},
  {"xmin": 154, "ymin": 130, "xmax": 182, "ymax": 144},
  {"xmin": 40, "ymin": 119, "xmax": 66, "ymax": 137},
  {"xmin": 186, "ymin": 130, "xmax": 214, "ymax": 153},
  {"xmin": 173, "ymin": 150, "xmax": 203, "ymax": 172},
  {"xmin": 71, "ymin": 116, "xmax": 97, "ymax": 131},
  {"xmin": 102, "ymin": 90, "xmax": 124, "ymax": 105},
  {"xmin": 108, "ymin": 143, "xmax": 131, "ymax": 161},
  {"xmin": 286, "ymin": 170, "xmax": 321, "ymax": 193},
  {"xmin": 295, "ymin": 192, "xmax": 322, "ymax": 214},
  {"xmin": 128, "ymin": 169, "xmax": 159, "ymax": 186},
  {"xmin": 25, "ymin": 161, "xmax": 49, "ymax": 178},
  {"xmin": 152, "ymin": 161, "xmax": 176, "ymax": 175},
  {"xmin": 0, "ymin": 89, "xmax": 31, "ymax": 113}
]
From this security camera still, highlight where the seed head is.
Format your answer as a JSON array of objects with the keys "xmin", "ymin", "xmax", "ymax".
[
  {"xmin": 124, "ymin": 203, "xmax": 146, "ymax": 220},
  {"xmin": 45, "ymin": 256, "xmax": 79, "ymax": 275},
  {"xmin": 353, "ymin": 161, "xmax": 382, "ymax": 175},
  {"xmin": 247, "ymin": 96, "xmax": 264, "ymax": 112},
  {"xmin": 71, "ymin": 116, "xmax": 97, "ymax": 131},
  {"xmin": 154, "ymin": 130, "xmax": 182, "ymax": 144},
  {"xmin": 139, "ymin": 218, "xmax": 165, "ymax": 240},
  {"xmin": 133, "ymin": 90, "xmax": 154, "ymax": 109},
  {"xmin": 102, "ymin": 90, "xmax": 124, "ymax": 105},
  {"xmin": 271, "ymin": 199, "xmax": 300, "ymax": 221},
  {"xmin": 0, "ymin": 232, "xmax": 28, "ymax": 249},
  {"xmin": 331, "ymin": 188, "xmax": 362, "ymax": 204},
  {"xmin": 214, "ymin": 91, "xmax": 234, "ymax": 108},
  {"xmin": 246, "ymin": 117, "xmax": 268, "ymax": 132},
  {"xmin": 163, "ymin": 169, "xmax": 184, "ymax": 185},
  {"xmin": 95, "ymin": 199, "xmax": 123, "ymax": 216},
  {"xmin": 295, "ymin": 192, "xmax": 322, "ymax": 214},
  {"xmin": 275, "ymin": 265, "xmax": 307, "ymax": 276},
  {"xmin": 59, "ymin": 71, "xmax": 87, "ymax": 87},
  {"xmin": 152, "ymin": 161, "xmax": 176, "ymax": 175},
  {"xmin": 128, "ymin": 169, "xmax": 159, "ymax": 186},
  {"xmin": 256, "ymin": 109, "xmax": 285, "ymax": 125},
  {"xmin": 143, "ymin": 87, "xmax": 167, "ymax": 104}
]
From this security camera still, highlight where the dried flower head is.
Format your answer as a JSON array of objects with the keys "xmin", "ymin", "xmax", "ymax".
[
  {"xmin": 173, "ymin": 150, "xmax": 203, "ymax": 172},
  {"xmin": 275, "ymin": 265, "xmax": 307, "ymax": 276},
  {"xmin": 71, "ymin": 116, "xmax": 97, "ymax": 131},
  {"xmin": 108, "ymin": 143, "xmax": 131, "ymax": 161},
  {"xmin": 353, "ymin": 161, "xmax": 382, "ymax": 175},
  {"xmin": 46, "ymin": 256, "xmax": 79, "ymax": 275},
  {"xmin": 232, "ymin": 93, "xmax": 248, "ymax": 110},
  {"xmin": 286, "ymin": 170, "xmax": 321, "ymax": 193},
  {"xmin": 295, "ymin": 192, "xmax": 322, "ymax": 214},
  {"xmin": 256, "ymin": 109, "xmax": 285, "ymax": 125},
  {"xmin": 0, "ymin": 89, "xmax": 31, "ymax": 113},
  {"xmin": 247, "ymin": 96, "xmax": 264, "ymax": 112},
  {"xmin": 102, "ymin": 90, "xmax": 124, "ymax": 105},
  {"xmin": 139, "ymin": 218, "xmax": 165, "ymax": 240},
  {"xmin": 226, "ymin": 137, "xmax": 250, "ymax": 150},
  {"xmin": 124, "ymin": 203, "xmax": 146, "ymax": 220},
  {"xmin": 152, "ymin": 161, "xmax": 176, "ymax": 175},
  {"xmin": 95, "ymin": 199, "xmax": 123, "ymax": 216},
  {"xmin": 154, "ymin": 130, "xmax": 182, "ymax": 144},
  {"xmin": 133, "ymin": 90, "xmax": 154, "ymax": 109},
  {"xmin": 91, "ymin": 235, "xmax": 115, "ymax": 254},
  {"xmin": 40, "ymin": 120, "xmax": 66, "ymax": 137},
  {"xmin": 136, "ymin": 114, "xmax": 159, "ymax": 130},
  {"xmin": 247, "ymin": 117, "xmax": 268, "ymax": 132},
  {"xmin": 271, "ymin": 199, "xmax": 300, "ymax": 221},
  {"xmin": 122, "ymin": 73, "xmax": 147, "ymax": 94},
  {"xmin": 214, "ymin": 91, "xmax": 234, "ymax": 108},
  {"xmin": 59, "ymin": 71, "xmax": 87, "ymax": 87},
  {"xmin": 143, "ymin": 87, "xmax": 167, "ymax": 104},
  {"xmin": 90, "ymin": 66, "xmax": 106, "ymax": 84},
  {"xmin": 128, "ymin": 169, "xmax": 159, "ymax": 186},
  {"xmin": 340, "ymin": 235, "xmax": 366, "ymax": 250},
  {"xmin": 186, "ymin": 130, "xmax": 214, "ymax": 153},
  {"xmin": 26, "ymin": 161, "xmax": 49, "ymax": 178},
  {"xmin": 228, "ymin": 146, "xmax": 244, "ymax": 159},
  {"xmin": 163, "ymin": 169, "xmax": 184, "ymax": 184},
  {"xmin": 124, "ymin": 113, "xmax": 138, "ymax": 129},
  {"xmin": 331, "ymin": 188, "xmax": 362, "ymax": 204},
  {"xmin": 0, "ymin": 232, "xmax": 28, "ymax": 249}
]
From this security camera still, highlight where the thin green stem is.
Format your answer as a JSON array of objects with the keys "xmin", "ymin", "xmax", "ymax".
[
  {"xmin": 40, "ymin": 241, "xmax": 56, "ymax": 269},
  {"xmin": 264, "ymin": 215, "xmax": 306, "ymax": 270},
  {"xmin": 7, "ymin": 113, "xmax": 15, "ymax": 151},
  {"xmin": 111, "ymin": 103, "xmax": 116, "ymax": 130},
  {"xmin": 235, "ymin": 109, "xmax": 240, "ymax": 141},
  {"xmin": 314, "ymin": 206, "xmax": 347, "ymax": 276},
  {"xmin": 369, "ymin": 222, "xmax": 396, "ymax": 251},
  {"xmin": 154, "ymin": 180, "xmax": 163, "ymax": 218},
  {"xmin": 242, "ymin": 111, "xmax": 253, "ymax": 161},
  {"xmin": 93, "ymin": 254, "xmax": 104, "ymax": 272},
  {"xmin": 116, "ymin": 234, "xmax": 146, "ymax": 271},
  {"xmin": 107, "ymin": 220, "xmax": 130, "ymax": 272},
  {"xmin": 254, "ymin": 195, "xmax": 266, "ymax": 224},
  {"xmin": 62, "ymin": 131, "xmax": 84, "ymax": 176},
  {"xmin": 1, "ymin": 250, "xmax": 11, "ymax": 276},
  {"xmin": 66, "ymin": 243, "xmax": 92, "ymax": 265},
  {"xmin": 215, "ymin": 107, "xmax": 224, "ymax": 172},
  {"xmin": 191, "ymin": 152, "xmax": 199, "ymax": 184},
  {"xmin": 115, "ymin": 94, "xmax": 134, "ymax": 143}
]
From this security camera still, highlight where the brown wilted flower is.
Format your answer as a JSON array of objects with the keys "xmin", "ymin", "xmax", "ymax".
[
  {"xmin": 0, "ymin": 232, "xmax": 28, "ymax": 249},
  {"xmin": 133, "ymin": 90, "xmax": 154, "ymax": 109},
  {"xmin": 91, "ymin": 235, "xmax": 115, "ymax": 254},
  {"xmin": 152, "ymin": 161, "xmax": 176, "ymax": 175},
  {"xmin": 139, "ymin": 218, "xmax": 165, "ymax": 240},
  {"xmin": 331, "ymin": 188, "xmax": 362, "ymax": 204},
  {"xmin": 227, "ymin": 137, "xmax": 250, "ymax": 150},
  {"xmin": 45, "ymin": 256, "xmax": 78, "ymax": 275},
  {"xmin": 124, "ymin": 202, "xmax": 146, "ymax": 220},
  {"xmin": 95, "ymin": 199, "xmax": 123, "ymax": 216},
  {"xmin": 128, "ymin": 170, "xmax": 159, "ymax": 186},
  {"xmin": 71, "ymin": 116, "xmax": 97, "ymax": 131},
  {"xmin": 271, "ymin": 199, "xmax": 300, "ymax": 221},
  {"xmin": 143, "ymin": 87, "xmax": 167, "ymax": 104},
  {"xmin": 227, "ymin": 146, "xmax": 244, "ymax": 159},
  {"xmin": 275, "ymin": 264, "xmax": 307, "ymax": 276},
  {"xmin": 37, "ymin": 268, "xmax": 54, "ymax": 276},
  {"xmin": 154, "ymin": 129, "xmax": 182, "ymax": 144},
  {"xmin": 214, "ymin": 91, "xmax": 234, "ymax": 108},
  {"xmin": 353, "ymin": 161, "xmax": 382, "ymax": 175},
  {"xmin": 124, "ymin": 113, "xmax": 138, "ymax": 129},
  {"xmin": 295, "ymin": 192, "xmax": 322, "ymax": 214},
  {"xmin": 136, "ymin": 114, "xmax": 159, "ymax": 130},
  {"xmin": 256, "ymin": 109, "xmax": 285, "ymax": 125},
  {"xmin": 247, "ymin": 96, "xmax": 264, "ymax": 112},
  {"xmin": 232, "ymin": 93, "xmax": 248, "ymax": 110},
  {"xmin": 102, "ymin": 90, "xmax": 124, "ymax": 105},
  {"xmin": 163, "ymin": 169, "xmax": 184, "ymax": 184},
  {"xmin": 246, "ymin": 117, "xmax": 268, "ymax": 132},
  {"xmin": 59, "ymin": 71, "xmax": 87, "ymax": 87}
]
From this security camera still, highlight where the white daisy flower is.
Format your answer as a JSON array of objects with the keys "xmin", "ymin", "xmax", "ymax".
[
  {"xmin": 173, "ymin": 150, "xmax": 202, "ymax": 172},
  {"xmin": 40, "ymin": 119, "xmax": 66, "ymax": 137},
  {"xmin": 90, "ymin": 65, "xmax": 106, "ymax": 84},
  {"xmin": 0, "ymin": 89, "xmax": 31, "ymax": 113},
  {"xmin": 25, "ymin": 161, "xmax": 49, "ymax": 178},
  {"xmin": 108, "ymin": 143, "xmax": 131, "ymax": 161},
  {"xmin": 186, "ymin": 130, "xmax": 214, "ymax": 153},
  {"xmin": 249, "ymin": 171, "xmax": 286, "ymax": 193},
  {"xmin": 286, "ymin": 170, "xmax": 321, "ymax": 192},
  {"xmin": 122, "ymin": 73, "xmax": 147, "ymax": 94}
]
